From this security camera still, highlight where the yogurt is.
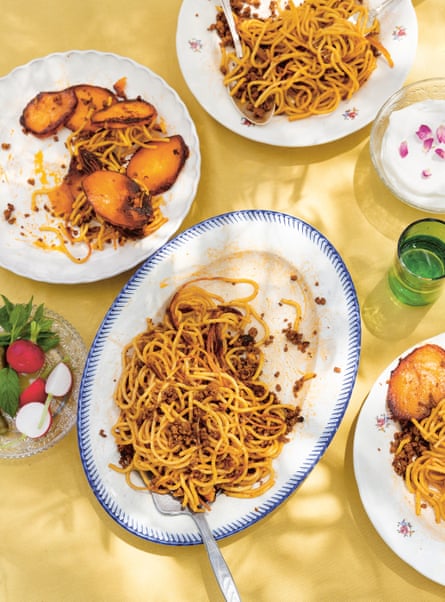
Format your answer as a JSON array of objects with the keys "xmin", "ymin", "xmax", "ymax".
[{"xmin": 380, "ymin": 99, "xmax": 445, "ymax": 211}]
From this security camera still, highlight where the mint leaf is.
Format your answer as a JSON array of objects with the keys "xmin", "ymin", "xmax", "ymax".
[
  {"xmin": 0, "ymin": 297, "xmax": 59, "ymax": 350},
  {"xmin": 0, "ymin": 367, "xmax": 20, "ymax": 417}
]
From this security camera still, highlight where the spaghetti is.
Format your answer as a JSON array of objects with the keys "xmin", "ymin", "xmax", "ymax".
[
  {"xmin": 110, "ymin": 277, "xmax": 310, "ymax": 512},
  {"xmin": 391, "ymin": 398, "xmax": 445, "ymax": 523},
  {"xmin": 213, "ymin": 0, "xmax": 393, "ymax": 121}
]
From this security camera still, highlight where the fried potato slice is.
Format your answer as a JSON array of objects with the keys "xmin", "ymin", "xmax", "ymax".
[
  {"xmin": 20, "ymin": 89, "xmax": 78, "ymax": 137},
  {"xmin": 82, "ymin": 170, "xmax": 152, "ymax": 231},
  {"xmin": 387, "ymin": 343, "xmax": 445, "ymax": 420},
  {"xmin": 65, "ymin": 84, "xmax": 117, "ymax": 132},
  {"xmin": 91, "ymin": 99, "xmax": 157, "ymax": 129},
  {"xmin": 126, "ymin": 134, "xmax": 189, "ymax": 196}
]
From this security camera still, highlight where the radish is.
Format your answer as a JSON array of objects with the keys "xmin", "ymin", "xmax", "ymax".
[
  {"xmin": 36, "ymin": 362, "xmax": 73, "ymax": 430},
  {"xmin": 45, "ymin": 362, "xmax": 73, "ymax": 397},
  {"xmin": 15, "ymin": 402, "xmax": 52, "ymax": 438},
  {"xmin": 6, "ymin": 339, "xmax": 45, "ymax": 373},
  {"xmin": 19, "ymin": 377, "xmax": 47, "ymax": 406}
]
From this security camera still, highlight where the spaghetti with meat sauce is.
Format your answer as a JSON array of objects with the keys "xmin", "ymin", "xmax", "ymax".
[
  {"xmin": 110, "ymin": 277, "xmax": 314, "ymax": 512},
  {"xmin": 211, "ymin": 0, "xmax": 393, "ymax": 122},
  {"xmin": 391, "ymin": 399, "xmax": 445, "ymax": 523}
]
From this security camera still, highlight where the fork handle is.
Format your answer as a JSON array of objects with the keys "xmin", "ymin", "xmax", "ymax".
[
  {"xmin": 191, "ymin": 512, "xmax": 242, "ymax": 602},
  {"xmin": 220, "ymin": 0, "xmax": 243, "ymax": 59}
]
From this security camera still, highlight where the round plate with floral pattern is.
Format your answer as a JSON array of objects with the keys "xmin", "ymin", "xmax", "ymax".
[
  {"xmin": 176, "ymin": 0, "xmax": 417, "ymax": 146},
  {"xmin": 353, "ymin": 332, "xmax": 445, "ymax": 586}
]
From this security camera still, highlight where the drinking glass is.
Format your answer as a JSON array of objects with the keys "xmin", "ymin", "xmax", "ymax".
[{"xmin": 388, "ymin": 218, "xmax": 445, "ymax": 306}]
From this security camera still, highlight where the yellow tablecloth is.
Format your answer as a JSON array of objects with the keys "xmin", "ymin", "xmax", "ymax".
[{"xmin": 1, "ymin": 1, "xmax": 444, "ymax": 600}]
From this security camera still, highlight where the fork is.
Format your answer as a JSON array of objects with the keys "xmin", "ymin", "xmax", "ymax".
[
  {"xmin": 349, "ymin": 0, "xmax": 402, "ymax": 29},
  {"xmin": 152, "ymin": 492, "xmax": 242, "ymax": 602},
  {"xmin": 220, "ymin": 0, "xmax": 243, "ymax": 59}
]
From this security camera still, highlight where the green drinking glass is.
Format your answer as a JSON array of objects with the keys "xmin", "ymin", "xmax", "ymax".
[{"xmin": 388, "ymin": 218, "xmax": 445, "ymax": 306}]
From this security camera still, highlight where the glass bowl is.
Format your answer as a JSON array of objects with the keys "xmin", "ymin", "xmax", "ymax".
[
  {"xmin": 370, "ymin": 78, "xmax": 445, "ymax": 213},
  {"xmin": 0, "ymin": 308, "xmax": 86, "ymax": 459}
]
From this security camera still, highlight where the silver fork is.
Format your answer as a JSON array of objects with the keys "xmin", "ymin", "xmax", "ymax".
[
  {"xmin": 220, "ymin": 0, "xmax": 243, "ymax": 59},
  {"xmin": 349, "ymin": 0, "xmax": 402, "ymax": 28},
  {"xmin": 152, "ymin": 492, "xmax": 241, "ymax": 602}
]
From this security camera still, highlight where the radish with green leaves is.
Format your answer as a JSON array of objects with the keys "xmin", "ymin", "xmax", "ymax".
[{"xmin": 0, "ymin": 296, "xmax": 60, "ymax": 422}]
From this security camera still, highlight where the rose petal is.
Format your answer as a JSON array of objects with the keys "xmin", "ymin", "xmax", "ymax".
[
  {"xmin": 422, "ymin": 169, "xmax": 432, "ymax": 178},
  {"xmin": 423, "ymin": 138, "xmax": 434, "ymax": 152},
  {"xmin": 399, "ymin": 140, "xmax": 408, "ymax": 158},
  {"xmin": 437, "ymin": 125, "xmax": 445, "ymax": 143},
  {"xmin": 416, "ymin": 124, "xmax": 432, "ymax": 140},
  {"xmin": 435, "ymin": 148, "xmax": 445, "ymax": 159}
]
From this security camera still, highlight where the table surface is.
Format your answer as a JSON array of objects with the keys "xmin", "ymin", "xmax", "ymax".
[{"xmin": 1, "ymin": 1, "xmax": 444, "ymax": 600}]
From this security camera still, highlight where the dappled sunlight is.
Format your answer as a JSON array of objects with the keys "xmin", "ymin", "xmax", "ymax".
[{"xmin": 223, "ymin": 455, "xmax": 365, "ymax": 601}]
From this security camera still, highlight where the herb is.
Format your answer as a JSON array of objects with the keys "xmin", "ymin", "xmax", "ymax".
[
  {"xmin": 0, "ymin": 296, "xmax": 59, "ymax": 351},
  {"xmin": 0, "ymin": 367, "xmax": 20, "ymax": 417},
  {"xmin": 0, "ymin": 296, "xmax": 60, "ymax": 417}
]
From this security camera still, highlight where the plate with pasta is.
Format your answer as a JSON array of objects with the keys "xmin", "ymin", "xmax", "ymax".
[
  {"xmin": 78, "ymin": 209, "xmax": 361, "ymax": 544},
  {"xmin": 176, "ymin": 0, "xmax": 418, "ymax": 146},
  {"xmin": 0, "ymin": 50, "xmax": 200, "ymax": 283},
  {"xmin": 353, "ymin": 333, "xmax": 445, "ymax": 586}
]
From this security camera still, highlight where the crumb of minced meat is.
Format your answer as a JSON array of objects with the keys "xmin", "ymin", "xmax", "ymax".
[
  {"xmin": 315, "ymin": 296, "xmax": 326, "ymax": 305},
  {"xmin": 334, "ymin": 366, "xmax": 341, "ymax": 373},
  {"xmin": 27, "ymin": 178, "xmax": 35, "ymax": 186},
  {"xmin": 99, "ymin": 429, "xmax": 107, "ymax": 438},
  {"xmin": 293, "ymin": 377, "xmax": 306, "ymax": 396},
  {"xmin": 3, "ymin": 203, "xmax": 16, "ymax": 224},
  {"xmin": 282, "ymin": 324, "xmax": 310, "ymax": 352},
  {"xmin": 290, "ymin": 273, "xmax": 298, "ymax": 281},
  {"xmin": 390, "ymin": 421, "xmax": 429, "ymax": 477},
  {"xmin": 1, "ymin": 143, "xmax": 10, "ymax": 150}
]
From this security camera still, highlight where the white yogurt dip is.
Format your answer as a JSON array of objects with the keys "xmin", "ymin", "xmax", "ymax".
[{"xmin": 380, "ymin": 99, "xmax": 445, "ymax": 211}]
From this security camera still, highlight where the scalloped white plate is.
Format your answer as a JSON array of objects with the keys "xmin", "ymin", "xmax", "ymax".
[
  {"xmin": 78, "ymin": 210, "xmax": 361, "ymax": 545},
  {"xmin": 353, "ymin": 332, "xmax": 445, "ymax": 586},
  {"xmin": 176, "ymin": 0, "xmax": 418, "ymax": 146},
  {"xmin": 0, "ymin": 51, "xmax": 200, "ymax": 283}
]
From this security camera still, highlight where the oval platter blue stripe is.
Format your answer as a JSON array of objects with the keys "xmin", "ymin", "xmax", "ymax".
[{"xmin": 78, "ymin": 209, "xmax": 361, "ymax": 545}]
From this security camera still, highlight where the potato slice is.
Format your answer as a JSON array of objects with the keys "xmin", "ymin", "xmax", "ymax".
[
  {"xmin": 20, "ymin": 89, "xmax": 77, "ymax": 137},
  {"xmin": 126, "ymin": 134, "xmax": 189, "ymax": 196},
  {"xmin": 91, "ymin": 99, "xmax": 157, "ymax": 129},
  {"xmin": 82, "ymin": 170, "xmax": 152, "ymax": 230},
  {"xmin": 65, "ymin": 84, "xmax": 117, "ymax": 132},
  {"xmin": 387, "ymin": 343, "xmax": 445, "ymax": 420}
]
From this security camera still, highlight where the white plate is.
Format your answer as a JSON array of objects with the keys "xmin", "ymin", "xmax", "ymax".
[
  {"xmin": 176, "ymin": 0, "xmax": 418, "ymax": 146},
  {"xmin": 0, "ymin": 51, "xmax": 200, "ymax": 283},
  {"xmin": 353, "ymin": 333, "xmax": 445, "ymax": 585},
  {"xmin": 78, "ymin": 210, "xmax": 361, "ymax": 544}
]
